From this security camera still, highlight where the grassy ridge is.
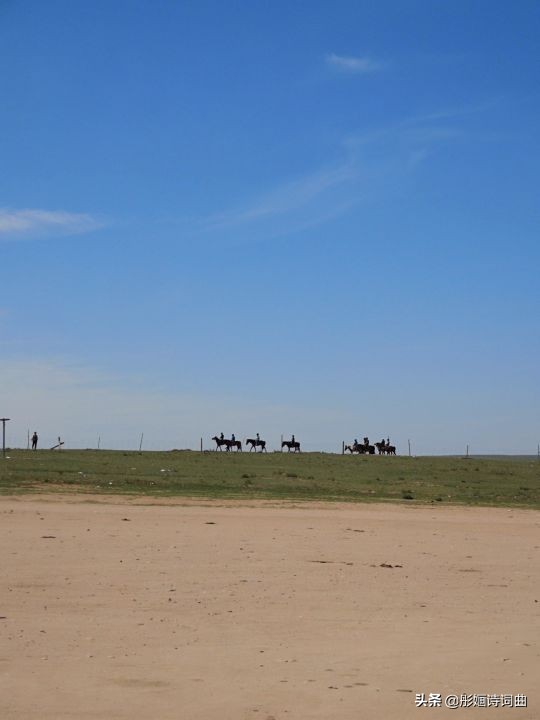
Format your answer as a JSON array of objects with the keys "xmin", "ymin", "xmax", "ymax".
[{"xmin": 0, "ymin": 449, "xmax": 539, "ymax": 508}]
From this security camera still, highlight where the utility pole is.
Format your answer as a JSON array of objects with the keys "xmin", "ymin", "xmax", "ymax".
[{"xmin": 1, "ymin": 418, "xmax": 11, "ymax": 458}]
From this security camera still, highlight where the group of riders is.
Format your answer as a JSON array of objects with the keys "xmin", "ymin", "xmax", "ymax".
[
  {"xmin": 212, "ymin": 433, "xmax": 299, "ymax": 452},
  {"xmin": 346, "ymin": 437, "xmax": 396, "ymax": 455},
  {"xmin": 212, "ymin": 432, "xmax": 267, "ymax": 452},
  {"xmin": 213, "ymin": 433, "xmax": 396, "ymax": 455}
]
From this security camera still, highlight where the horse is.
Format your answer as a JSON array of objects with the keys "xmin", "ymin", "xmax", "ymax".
[
  {"xmin": 346, "ymin": 442, "xmax": 373, "ymax": 455},
  {"xmin": 230, "ymin": 439, "xmax": 242, "ymax": 452},
  {"xmin": 212, "ymin": 436, "xmax": 232, "ymax": 451},
  {"xmin": 281, "ymin": 440, "xmax": 301, "ymax": 453},
  {"xmin": 375, "ymin": 441, "xmax": 396, "ymax": 455},
  {"xmin": 246, "ymin": 438, "xmax": 267, "ymax": 452}
]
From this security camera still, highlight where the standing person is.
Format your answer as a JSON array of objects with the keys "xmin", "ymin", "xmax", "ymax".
[{"xmin": 31, "ymin": 432, "xmax": 38, "ymax": 450}]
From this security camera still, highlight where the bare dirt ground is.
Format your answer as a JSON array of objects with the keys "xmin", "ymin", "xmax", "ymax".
[{"xmin": 1, "ymin": 495, "xmax": 538, "ymax": 719}]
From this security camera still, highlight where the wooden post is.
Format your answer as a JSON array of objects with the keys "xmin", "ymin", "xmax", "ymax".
[
  {"xmin": 139, "ymin": 433, "xmax": 144, "ymax": 452},
  {"xmin": 341, "ymin": 440, "xmax": 345, "ymax": 455},
  {"xmin": 1, "ymin": 418, "xmax": 10, "ymax": 458},
  {"xmin": 408, "ymin": 439, "xmax": 411, "ymax": 457},
  {"xmin": 200, "ymin": 437, "xmax": 203, "ymax": 452}
]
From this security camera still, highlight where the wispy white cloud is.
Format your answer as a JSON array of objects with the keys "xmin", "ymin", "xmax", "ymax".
[
  {"xmin": 194, "ymin": 104, "xmax": 479, "ymax": 244},
  {"xmin": 204, "ymin": 165, "xmax": 355, "ymax": 232},
  {"xmin": 0, "ymin": 208, "xmax": 103, "ymax": 239},
  {"xmin": 326, "ymin": 53, "xmax": 384, "ymax": 74}
]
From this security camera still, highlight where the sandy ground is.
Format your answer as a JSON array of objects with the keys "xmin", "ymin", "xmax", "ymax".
[{"xmin": 0, "ymin": 495, "xmax": 538, "ymax": 720}]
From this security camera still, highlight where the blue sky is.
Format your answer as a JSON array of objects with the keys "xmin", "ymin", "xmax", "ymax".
[{"xmin": 1, "ymin": 0, "xmax": 539, "ymax": 453}]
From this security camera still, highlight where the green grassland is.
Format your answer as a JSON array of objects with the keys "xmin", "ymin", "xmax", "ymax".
[{"xmin": 0, "ymin": 449, "xmax": 539, "ymax": 508}]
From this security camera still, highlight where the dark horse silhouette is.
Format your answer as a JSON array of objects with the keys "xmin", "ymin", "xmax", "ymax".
[
  {"xmin": 375, "ymin": 441, "xmax": 397, "ymax": 455},
  {"xmin": 212, "ymin": 436, "xmax": 231, "ymax": 451},
  {"xmin": 346, "ymin": 441, "xmax": 375, "ymax": 455},
  {"xmin": 281, "ymin": 440, "xmax": 301, "ymax": 453},
  {"xmin": 246, "ymin": 438, "xmax": 267, "ymax": 452},
  {"xmin": 212, "ymin": 436, "xmax": 242, "ymax": 452}
]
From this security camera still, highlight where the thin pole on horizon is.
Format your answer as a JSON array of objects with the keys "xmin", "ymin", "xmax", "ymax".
[
  {"xmin": 1, "ymin": 418, "xmax": 10, "ymax": 458},
  {"xmin": 341, "ymin": 440, "xmax": 345, "ymax": 455},
  {"xmin": 280, "ymin": 434, "xmax": 283, "ymax": 452},
  {"xmin": 139, "ymin": 433, "xmax": 144, "ymax": 452},
  {"xmin": 466, "ymin": 444, "xmax": 469, "ymax": 458},
  {"xmin": 408, "ymin": 439, "xmax": 411, "ymax": 457},
  {"xmin": 537, "ymin": 443, "xmax": 539, "ymax": 460},
  {"xmin": 200, "ymin": 437, "xmax": 203, "ymax": 453},
  {"xmin": 27, "ymin": 429, "xmax": 30, "ymax": 450},
  {"xmin": 97, "ymin": 436, "xmax": 101, "ymax": 450}
]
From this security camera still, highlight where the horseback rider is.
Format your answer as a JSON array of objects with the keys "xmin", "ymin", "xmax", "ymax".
[
  {"xmin": 381, "ymin": 438, "xmax": 386, "ymax": 448},
  {"xmin": 231, "ymin": 433, "xmax": 236, "ymax": 442},
  {"xmin": 256, "ymin": 432, "xmax": 260, "ymax": 441},
  {"xmin": 291, "ymin": 434, "xmax": 295, "ymax": 444},
  {"xmin": 220, "ymin": 432, "xmax": 224, "ymax": 440},
  {"xmin": 363, "ymin": 436, "xmax": 369, "ymax": 447}
]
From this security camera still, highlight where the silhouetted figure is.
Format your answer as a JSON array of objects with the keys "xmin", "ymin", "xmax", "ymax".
[
  {"xmin": 220, "ymin": 432, "xmax": 224, "ymax": 440},
  {"xmin": 231, "ymin": 433, "xmax": 236, "ymax": 442},
  {"xmin": 256, "ymin": 433, "xmax": 260, "ymax": 441},
  {"xmin": 291, "ymin": 434, "xmax": 295, "ymax": 443},
  {"xmin": 31, "ymin": 432, "xmax": 38, "ymax": 450}
]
